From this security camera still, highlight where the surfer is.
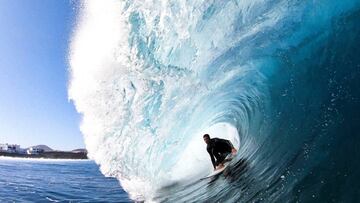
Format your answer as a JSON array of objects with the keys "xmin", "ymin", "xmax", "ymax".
[{"xmin": 203, "ymin": 134, "xmax": 237, "ymax": 170}]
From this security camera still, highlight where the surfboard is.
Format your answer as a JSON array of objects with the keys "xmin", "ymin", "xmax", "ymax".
[{"xmin": 200, "ymin": 154, "xmax": 234, "ymax": 180}]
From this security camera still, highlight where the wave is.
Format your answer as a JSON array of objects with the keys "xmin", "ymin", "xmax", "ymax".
[{"xmin": 69, "ymin": 0, "xmax": 360, "ymax": 202}]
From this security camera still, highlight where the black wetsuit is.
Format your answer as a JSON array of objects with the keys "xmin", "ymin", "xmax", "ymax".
[{"xmin": 206, "ymin": 138, "xmax": 234, "ymax": 169}]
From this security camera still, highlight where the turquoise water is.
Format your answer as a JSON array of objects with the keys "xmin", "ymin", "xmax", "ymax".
[{"xmin": 0, "ymin": 158, "xmax": 130, "ymax": 202}]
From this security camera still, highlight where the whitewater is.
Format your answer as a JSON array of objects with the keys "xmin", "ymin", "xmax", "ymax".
[{"xmin": 68, "ymin": 0, "xmax": 360, "ymax": 202}]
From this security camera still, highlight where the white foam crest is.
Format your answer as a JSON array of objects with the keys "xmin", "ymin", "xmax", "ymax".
[{"xmin": 69, "ymin": 0, "xmax": 137, "ymax": 191}]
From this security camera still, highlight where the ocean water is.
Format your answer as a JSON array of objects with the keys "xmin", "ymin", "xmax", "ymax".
[
  {"xmin": 68, "ymin": 0, "xmax": 360, "ymax": 202},
  {"xmin": 0, "ymin": 158, "xmax": 130, "ymax": 202}
]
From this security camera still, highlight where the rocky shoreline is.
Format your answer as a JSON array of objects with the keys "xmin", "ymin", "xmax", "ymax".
[{"xmin": 0, "ymin": 151, "xmax": 88, "ymax": 159}]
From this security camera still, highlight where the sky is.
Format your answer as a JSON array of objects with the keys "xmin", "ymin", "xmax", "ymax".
[{"xmin": 0, "ymin": 0, "xmax": 84, "ymax": 150}]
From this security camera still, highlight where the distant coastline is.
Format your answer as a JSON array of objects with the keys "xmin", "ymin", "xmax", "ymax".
[
  {"xmin": 0, "ymin": 151, "xmax": 88, "ymax": 160},
  {"xmin": 0, "ymin": 144, "xmax": 88, "ymax": 160}
]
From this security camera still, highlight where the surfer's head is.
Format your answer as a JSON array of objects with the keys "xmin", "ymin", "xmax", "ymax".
[{"xmin": 203, "ymin": 134, "xmax": 210, "ymax": 144}]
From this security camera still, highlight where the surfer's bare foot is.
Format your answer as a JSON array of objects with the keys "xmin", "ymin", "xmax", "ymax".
[{"xmin": 215, "ymin": 164, "xmax": 224, "ymax": 170}]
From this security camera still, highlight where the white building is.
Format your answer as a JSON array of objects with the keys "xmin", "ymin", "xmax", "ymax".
[
  {"xmin": 0, "ymin": 144, "xmax": 20, "ymax": 153},
  {"xmin": 27, "ymin": 147, "xmax": 44, "ymax": 154}
]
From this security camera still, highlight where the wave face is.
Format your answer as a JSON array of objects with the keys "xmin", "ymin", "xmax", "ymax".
[{"xmin": 69, "ymin": 0, "xmax": 360, "ymax": 202}]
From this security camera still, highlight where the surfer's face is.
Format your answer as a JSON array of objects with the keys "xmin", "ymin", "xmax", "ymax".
[{"xmin": 203, "ymin": 136, "xmax": 210, "ymax": 144}]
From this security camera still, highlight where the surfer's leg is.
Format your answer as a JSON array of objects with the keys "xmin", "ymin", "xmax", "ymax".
[
  {"xmin": 216, "ymin": 153, "xmax": 233, "ymax": 170},
  {"xmin": 215, "ymin": 162, "xmax": 225, "ymax": 170},
  {"xmin": 214, "ymin": 154, "xmax": 227, "ymax": 169},
  {"xmin": 219, "ymin": 153, "xmax": 230, "ymax": 163}
]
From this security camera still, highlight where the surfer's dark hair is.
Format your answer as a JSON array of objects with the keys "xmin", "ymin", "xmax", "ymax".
[{"xmin": 203, "ymin": 134, "xmax": 210, "ymax": 139}]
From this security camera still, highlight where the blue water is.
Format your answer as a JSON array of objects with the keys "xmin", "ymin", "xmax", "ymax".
[
  {"xmin": 0, "ymin": 158, "xmax": 130, "ymax": 202},
  {"xmin": 68, "ymin": 0, "xmax": 360, "ymax": 202}
]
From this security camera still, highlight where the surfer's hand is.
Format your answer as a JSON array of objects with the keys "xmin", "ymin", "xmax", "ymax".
[{"xmin": 231, "ymin": 148, "xmax": 237, "ymax": 155}]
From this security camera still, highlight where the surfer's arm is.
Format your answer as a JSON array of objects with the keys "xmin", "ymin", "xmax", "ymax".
[
  {"xmin": 207, "ymin": 148, "xmax": 216, "ymax": 169},
  {"xmin": 223, "ymin": 139, "xmax": 237, "ymax": 155}
]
